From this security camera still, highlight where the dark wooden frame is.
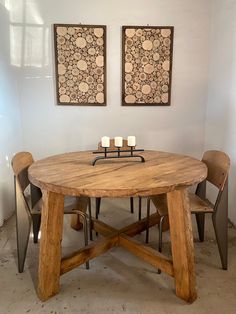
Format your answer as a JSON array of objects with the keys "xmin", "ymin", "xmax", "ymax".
[
  {"xmin": 54, "ymin": 24, "xmax": 107, "ymax": 106},
  {"xmin": 122, "ymin": 26, "xmax": 174, "ymax": 106}
]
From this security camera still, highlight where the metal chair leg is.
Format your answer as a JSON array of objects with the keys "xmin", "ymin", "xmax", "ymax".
[
  {"xmin": 212, "ymin": 213, "xmax": 228, "ymax": 270},
  {"xmin": 88, "ymin": 198, "xmax": 93, "ymax": 241},
  {"xmin": 157, "ymin": 215, "xmax": 165, "ymax": 274},
  {"xmin": 146, "ymin": 198, "xmax": 151, "ymax": 243},
  {"xmin": 15, "ymin": 177, "xmax": 32, "ymax": 273},
  {"xmin": 73, "ymin": 210, "xmax": 90, "ymax": 269},
  {"xmin": 130, "ymin": 197, "xmax": 134, "ymax": 214},
  {"xmin": 195, "ymin": 213, "xmax": 205, "ymax": 242},
  {"xmin": 31, "ymin": 183, "xmax": 42, "ymax": 243},
  {"xmin": 95, "ymin": 198, "xmax": 101, "ymax": 236},
  {"xmin": 212, "ymin": 180, "xmax": 228, "ymax": 270},
  {"xmin": 32, "ymin": 214, "xmax": 41, "ymax": 243},
  {"xmin": 138, "ymin": 197, "xmax": 142, "ymax": 221},
  {"xmin": 16, "ymin": 212, "xmax": 31, "ymax": 273},
  {"xmin": 95, "ymin": 197, "xmax": 101, "ymax": 217},
  {"xmin": 195, "ymin": 179, "xmax": 206, "ymax": 242},
  {"xmin": 158, "ymin": 216, "xmax": 165, "ymax": 253},
  {"xmin": 81, "ymin": 213, "xmax": 89, "ymax": 270}
]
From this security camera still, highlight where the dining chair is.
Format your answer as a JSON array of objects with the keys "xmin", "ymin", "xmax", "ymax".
[
  {"xmin": 147, "ymin": 150, "xmax": 230, "ymax": 270},
  {"xmin": 12, "ymin": 151, "xmax": 90, "ymax": 273},
  {"xmin": 95, "ymin": 139, "xmax": 142, "ymax": 220}
]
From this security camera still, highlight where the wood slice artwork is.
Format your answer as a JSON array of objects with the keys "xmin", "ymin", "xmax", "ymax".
[
  {"xmin": 54, "ymin": 24, "xmax": 106, "ymax": 106},
  {"xmin": 122, "ymin": 26, "xmax": 174, "ymax": 106}
]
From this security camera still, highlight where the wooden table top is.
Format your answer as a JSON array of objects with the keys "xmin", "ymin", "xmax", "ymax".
[{"xmin": 28, "ymin": 150, "xmax": 207, "ymax": 198}]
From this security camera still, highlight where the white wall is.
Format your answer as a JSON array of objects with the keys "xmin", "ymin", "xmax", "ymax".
[
  {"xmin": 0, "ymin": 0, "xmax": 212, "ymax": 225},
  {"xmin": 13, "ymin": 0, "xmax": 210, "ymax": 159},
  {"xmin": 2, "ymin": 0, "xmax": 236, "ymax": 225},
  {"xmin": 0, "ymin": 2, "xmax": 22, "ymax": 226},
  {"xmin": 205, "ymin": 0, "xmax": 236, "ymax": 225}
]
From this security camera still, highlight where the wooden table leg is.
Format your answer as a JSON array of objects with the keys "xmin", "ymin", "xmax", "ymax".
[
  {"xmin": 38, "ymin": 190, "xmax": 64, "ymax": 301},
  {"xmin": 167, "ymin": 189, "xmax": 197, "ymax": 303}
]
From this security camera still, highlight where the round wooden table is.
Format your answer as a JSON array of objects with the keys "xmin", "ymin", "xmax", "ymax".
[{"xmin": 29, "ymin": 150, "xmax": 207, "ymax": 303}]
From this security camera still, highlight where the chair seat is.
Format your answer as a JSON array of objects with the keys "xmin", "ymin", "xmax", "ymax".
[
  {"xmin": 12, "ymin": 151, "xmax": 90, "ymax": 273},
  {"xmin": 151, "ymin": 192, "xmax": 214, "ymax": 216},
  {"xmin": 188, "ymin": 193, "xmax": 214, "ymax": 213},
  {"xmin": 150, "ymin": 150, "xmax": 230, "ymax": 270},
  {"xmin": 30, "ymin": 198, "xmax": 88, "ymax": 215},
  {"xmin": 151, "ymin": 194, "xmax": 169, "ymax": 231},
  {"xmin": 151, "ymin": 194, "xmax": 168, "ymax": 216}
]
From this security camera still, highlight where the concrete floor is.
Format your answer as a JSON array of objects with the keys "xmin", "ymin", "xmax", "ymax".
[{"xmin": 0, "ymin": 198, "xmax": 236, "ymax": 314}]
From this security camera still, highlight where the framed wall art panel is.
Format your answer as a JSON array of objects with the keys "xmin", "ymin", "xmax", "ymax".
[
  {"xmin": 122, "ymin": 26, "xmax": 174, "ymax": 106},
  {"xmin": 54, "ymin": 24, "xmax": 106, "ymax": 106}
]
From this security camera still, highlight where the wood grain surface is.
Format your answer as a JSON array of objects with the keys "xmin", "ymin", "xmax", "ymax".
[
  {"xmin": 28, "ymin": 150, "xmax": 207, "ymax": 198},
  {"xmin": 54, "ymin": 24, "xmax": 106, "ymax": 106},
  {"xmin": 28, "ymin": 150, "xmax": 207, "ymax": 303},
  {"xmin": 122, "ymin": 26, "xmax": 174, "ymax": 106},
  {"xmin": 37, "ymin": 190, "xmax": 65, "ymax": 301},
  {"xmin": 167, "ymin": 189, "xmax": 197, "ymax": 302}
]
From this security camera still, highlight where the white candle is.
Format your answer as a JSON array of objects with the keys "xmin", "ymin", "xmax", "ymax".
[
  {"xmin": 114, "ymin": 136, "xmax": 123, "ymax": 147},
  {"xmin": 127, "ymin": 136, "xmax": 136, "ymax": 147},
  {"xmin": 101, "ymin": 136, "xmax": 110, "ymax": 148}
]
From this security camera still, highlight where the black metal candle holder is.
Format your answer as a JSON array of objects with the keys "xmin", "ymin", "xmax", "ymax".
[{"xmin": 92, "ymin": 147, "xmax": 145, "ymax": 166}]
